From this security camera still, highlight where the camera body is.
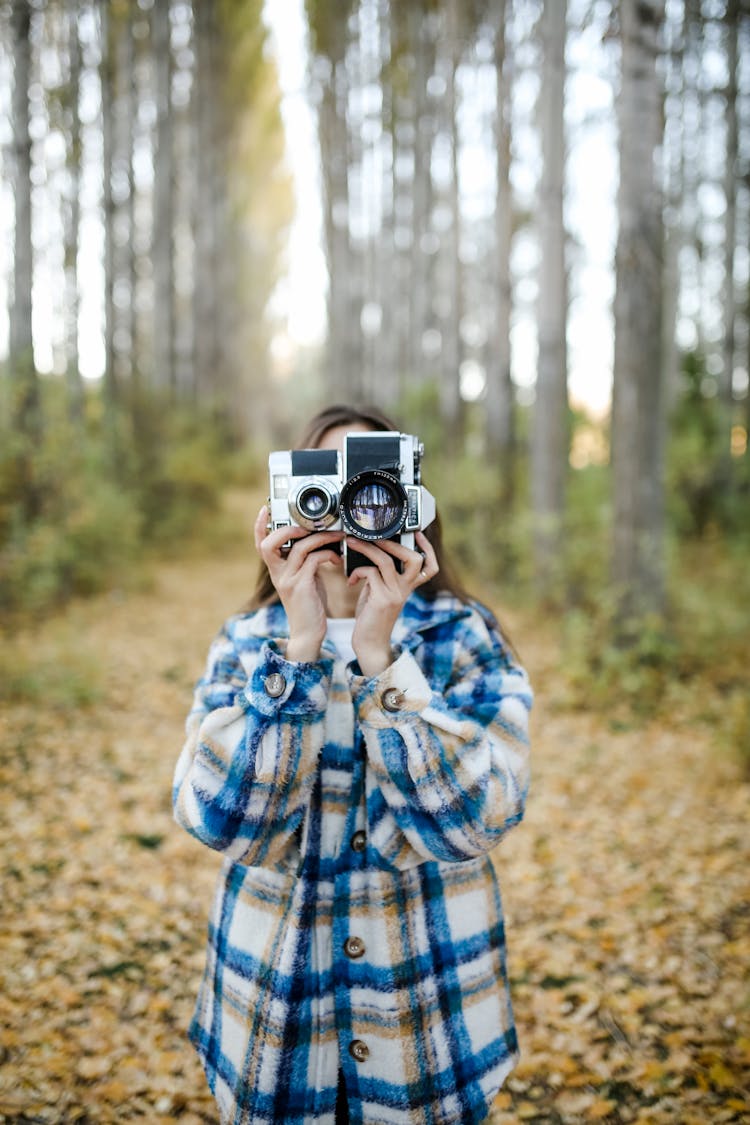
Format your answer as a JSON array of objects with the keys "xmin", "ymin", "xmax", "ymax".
[{"xmin": 268, "ymin": 431, "xmax": 436, "ymax": 576}]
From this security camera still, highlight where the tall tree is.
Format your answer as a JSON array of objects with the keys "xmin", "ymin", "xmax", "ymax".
[
  {"xmin": 100, "ymin": 0, "xmax": 118, "ymax": 424},
  {"xmin": 532, "ymin": 0, "xmax": 568, "ymax": 584},
  {"xmin": 152, "ymin": 0, "xmax": 175, "ymax": 394},
  {"xmin": 192, "ymin": 0, "xmax": 220, "ymax": 403},
  {"xmin": 438, "ymin": 0, "xmax": 463, "ymax": 440},
  {"xmin": 407, "ymin": 0, "xmax": 437, "ymax": 386},
  {"xmin": 486, "ymin": 0, "xmax": 515, "ymax": 503},
  {"xmin": 308, "ymin": 0, "xmax": 358, "ymax": 401},
  {"xmin": 611, "ymin": 0, "xmax": 666, "ymax": 619},
  {"xmin": 8, "ymin": 0, "xmax": 39, "ymax": 441},
  {"xmin": 63, "ymin": 0, "xmax": 83, "ymax": 421},
  {"xmin": 720, "ymin": 0, "xmax": 739, "ymax": 479}
]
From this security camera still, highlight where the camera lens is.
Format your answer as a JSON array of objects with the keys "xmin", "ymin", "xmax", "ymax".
[
  {"xmin": 340, "ymin": 471, "xmax": 407, "ymax": 539},
  {"xmin": 289, "ymin": 478, "xmax": 340, "ymax": 530},
  {"xmin": 348, "ymin": 482, "xmax": 400, "ymax": 532},
  {"xmin": 298, "ymin": 487, "xmax": 327, "ymax": 519}
]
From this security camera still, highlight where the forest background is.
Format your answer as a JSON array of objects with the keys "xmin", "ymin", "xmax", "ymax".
[
  {"xmin": 1, "ymin": 0, "xmax": 749, "ymax": 744},
  {"xmin": 1, "ymin": 1, "xmax": 750, "ymax": 1122}
]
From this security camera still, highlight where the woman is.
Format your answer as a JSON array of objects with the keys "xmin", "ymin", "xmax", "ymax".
[{"xmin": 173, "ymin": 404, "xmax": 532, "ymax": 1124}]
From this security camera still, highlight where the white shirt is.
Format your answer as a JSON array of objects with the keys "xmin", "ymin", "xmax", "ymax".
[{"xmin": 325, "ymin": 617, "xmax": 356, "ymax": 665}]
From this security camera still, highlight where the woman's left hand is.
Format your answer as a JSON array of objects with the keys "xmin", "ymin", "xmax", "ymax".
[{"xmin": 346, "ymin": 530, "xmax": 439, "ymax": 677}]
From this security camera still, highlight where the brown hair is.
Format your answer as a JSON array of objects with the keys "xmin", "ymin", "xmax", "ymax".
[{"xmin": 245, "ymin": 403, "xmax": 474, "ymax": 612}]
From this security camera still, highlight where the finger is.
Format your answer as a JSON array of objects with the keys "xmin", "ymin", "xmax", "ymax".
[
  {"xmin": 254, "ymin": 505, "xmax": 270, "ymax": 551},
  {"xmin": 262, "ymin": 524, "xmax": 342, "ymax": 563},
  {"xmin": 259, "ymin": 527, "xmax": 298, "ymax": 567},
  {"xmin": 346, "ymin": 565, "xmax": 376, "ymax": 588},
  {"xmin": 304, "ymin": 548, "xmax": 343, "ymax": 572},
  {"xmin": 366, "ymin": 536, "xmax": 426, "ymax": 583},
  {"xmin": 287, "ymin": 530, "xmax": 344, "ymax": 565},
  {"xmin": 414, "ymin": 531, "xmax": 439, "ymax": 580},
  {"xmin": 344, "ymin": 538, "xmax": 401, "ymax": 583}
]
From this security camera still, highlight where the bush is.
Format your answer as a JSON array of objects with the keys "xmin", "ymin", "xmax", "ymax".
[{"xmin": 0, "ymin": 379, "xmax": 233, "ymax": 623}]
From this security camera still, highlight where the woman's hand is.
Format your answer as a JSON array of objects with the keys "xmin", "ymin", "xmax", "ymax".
[
  {"xmin": 254, "ymin": 506, "xmax": 344, "ymax": 662},
  {"xmin": 346, "ymin": 531, "xmax": 439, "ymax": 677}
]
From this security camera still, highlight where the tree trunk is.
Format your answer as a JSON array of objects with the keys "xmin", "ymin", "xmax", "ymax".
[
  {"xmin": 532, "ymin": 0, "xmax": 568, "ymax": 586},
  {"xmin": 63, "ymin": 0, "xmax": 83, "ymax": 422},
  {"xmin": 100, "ymin": 0, "xmax": 117, "ymax": 420},
  {"xmin": 9, "ymin": 0, "xmax": 39, "ymax": 441},
  {"xmin": 486, "ymin": 0, "xmax": 515, "ymax": 505},
  {"xmin": 438, "ymin": 0, "xmax": 463, "ymax": 442},
  {"xmin": 720, "ymin": 0, "xmax": 739, "ymax": 479},
  {"xmin": 408, "ymin": 0, "xmax": 436, "ymax": 386},
  {"xmin": 193, "ymin": 0, "xmax": 220, "ymax": 404},
  {"xmin": 123, "ymin": 0, "xmax": 138, "ymax": 392},
  {"xmin": 611, "ymin": 0, "xmax": 666, "ymax": 621},
  {"xmin": 152, "ymin": 0, "xmax": 175, "ymax": 394}
]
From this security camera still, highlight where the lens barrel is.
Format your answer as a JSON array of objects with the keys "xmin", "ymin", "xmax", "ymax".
[
  {"xmin": 340, "ymin": 469, "xmax": 408, "ymax": 540},
  {"xmin": 289, "ymin": 478, "xmax": 340, "ymax": 530}
]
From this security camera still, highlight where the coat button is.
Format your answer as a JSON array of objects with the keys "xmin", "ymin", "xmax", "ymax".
[
  {"xmin": 344, "ymin": 936, "xmax": 365, "ymax": 959},
  {"xmin": 350, "ymin": 830, "xmax": 366, "ymax": 853},
  {"xmin": 349, "ymin": 1039, "xmax": 369, "ymax": 1063},
  {"xmin": 264, "ymin": 672, "xmax": 286, "ymax": 698},
  {"xmin": 381, "ymin": 687, "xmax": 404, "ymax": 712}
]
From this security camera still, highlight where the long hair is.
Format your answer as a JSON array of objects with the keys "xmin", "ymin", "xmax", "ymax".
[{"xmin": 245, "ymin": 404, "xmax": 474, "ymax": 612}]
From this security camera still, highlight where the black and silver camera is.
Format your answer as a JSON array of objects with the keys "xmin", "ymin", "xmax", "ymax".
[{"xmin": 268, "ymin": 432, "xmax": 436, "ymax": 575}]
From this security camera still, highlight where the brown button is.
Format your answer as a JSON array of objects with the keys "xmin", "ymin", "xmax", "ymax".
[
  {"xmin": 264, "ymin": 672, "xmax": 286, "ymax": 698},
  {"xmin": 381, "ymin": 687, "xmax": 404, "ymax": 712},
  {"xmin": 349, "ymin": 1039, "xmax": 369, "ymax": 1063},
  {"xmin": 344, "ymin": 936, "xmax": 365, "ymax": 959},
  {"xmin": 350, "ymin": 830, "xmax": 366, "ymax": 853}
]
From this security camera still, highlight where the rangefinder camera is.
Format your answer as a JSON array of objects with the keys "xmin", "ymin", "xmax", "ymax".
[{"xmin": 268, "ymin": 431, "xmax": 436, "ymax": 575}]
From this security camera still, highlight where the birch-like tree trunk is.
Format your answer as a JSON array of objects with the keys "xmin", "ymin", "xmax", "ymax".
[
  {"xmin": 63, "ymin": 0, "xmax": 83, "ymax": 421},
  {"xmin": 312, "ymin": 3, "xmax": 355, "ymax": 401},
  {"xmin": 152, "ymin": 0, "xmax": 174, "ymax": 394},
  {"xmin": 122, "ymin": 0, "xmax": 137, "ymax": 390},
  {"xmin": 720, "ymin": 0, "xmax": 739, "ymax": 477},
  {"xmin": 373, "ymin": 0, "xmax": 397, "ymax": 403},
  {"xmin": 660, "ymin": 2, "xmax": 684, "ymax": 417},
  {"xmin": 486, "ymin": 0, "xmax": 514, "ymax": 503},
  {"xmin": 438, "ymin": 0, "xmax": 463, "ymax": 440},
  {"xmin": 611, "ymin": 0, "xmax": 666, "ymax": 620},
  {"xmin": 9, "ymin": 0, "xmax": 39, "ymax": 439},
  {"xmin": 192, "ymin": 0, "xmax": 222, "ymax": 403},
  {"xmin": 408, "ymin": 0, "xmax": 436, "ymax": 385},
  {"xmin": 532, "ymin": 0, "xmax": 568, "ymax": 584},
  {"xmin": 100, "ymin": 1, "xmax": 117, "ymax": 418}
]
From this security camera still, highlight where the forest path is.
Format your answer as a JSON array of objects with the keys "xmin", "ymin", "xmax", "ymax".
[{"xmin": 1, "ymin": 523, "xmax": 748, "ymax": 1125}]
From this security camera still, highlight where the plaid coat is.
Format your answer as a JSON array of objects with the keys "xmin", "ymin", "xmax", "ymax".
[{"xmin": 173, "ymin": 592, "xmax": 532, "ymax": 1125}]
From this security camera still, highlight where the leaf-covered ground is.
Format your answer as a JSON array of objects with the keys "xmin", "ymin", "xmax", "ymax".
[{"xmin": 1, "ymin": 543, "xmax": 748, "ymax": 1124}]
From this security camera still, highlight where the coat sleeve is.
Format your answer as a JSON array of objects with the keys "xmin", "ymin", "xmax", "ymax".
[
  {"xmin": 172, "ymin": 620, "xmax": 333, "ymax": 867},
  {"xmin": 351, "ymin": 607, "xmax": 532, "ymax": 869}
]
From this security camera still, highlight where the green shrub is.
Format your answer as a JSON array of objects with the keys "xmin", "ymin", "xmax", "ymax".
[{"xmin": 0, "ymin": 379, "xmax": 233, "ymax": 623}]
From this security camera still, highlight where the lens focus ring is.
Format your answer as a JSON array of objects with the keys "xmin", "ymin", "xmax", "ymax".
[
  {"xmin": 340, "ymin": 469, "xmax": 407, "ymax": 540},
  {"xmin": 288, "ymin": 477, "xmax": 340, "ymax": 530}
]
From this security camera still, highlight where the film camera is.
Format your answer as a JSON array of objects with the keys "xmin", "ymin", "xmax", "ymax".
[{"xmin": 268, "ymin": 431, "xmax": 436, "ymax": 576}]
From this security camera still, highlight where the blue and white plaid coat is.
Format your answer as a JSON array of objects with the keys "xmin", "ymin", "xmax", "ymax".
[{"xmin": 173, "ymin": 592, "xmax": 532, "ymax": 1125}]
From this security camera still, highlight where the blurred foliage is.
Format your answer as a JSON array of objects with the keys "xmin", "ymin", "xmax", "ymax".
[
  {"xmin": 668, "ymin": 350, "xmax": 750, "ymax": 535},
  {"xmin": 2, "ymin": 365, "xmax": 748, "ymax": 773},
  {"xmin": 0, "ymin": 379, "xmax": 234, "ymax": 625},
  {"xmin": 395, "ymin": 375, "xmax": 749, "ymax": 772}
]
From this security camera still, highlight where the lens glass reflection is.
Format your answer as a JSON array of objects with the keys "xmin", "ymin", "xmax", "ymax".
[
  {"xmin": 299, "ymin": 488, "xmax": 327, "ymax": 518},
  {"xmin": 348, "ymin": 483, "xmax": 401, "ymax": 532}
]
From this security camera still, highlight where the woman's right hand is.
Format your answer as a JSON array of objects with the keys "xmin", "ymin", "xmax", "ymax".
[{"xmin": 254, "ymin": 506, "xmax": 344, "ymax": 662}]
